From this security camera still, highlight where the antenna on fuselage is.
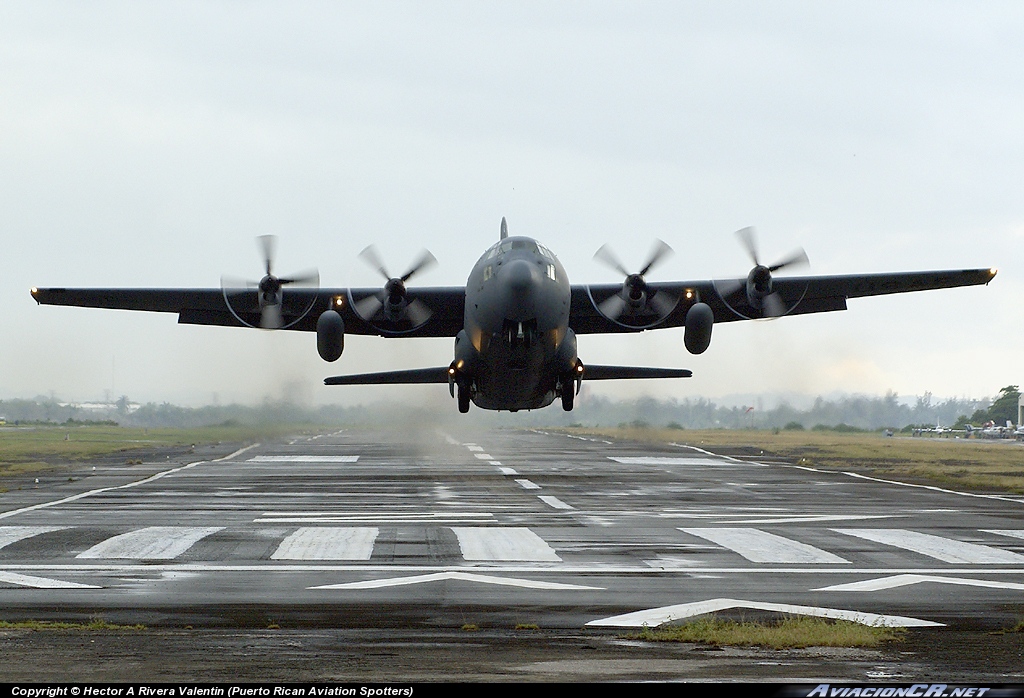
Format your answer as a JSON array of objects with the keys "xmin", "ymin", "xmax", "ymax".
[{"xmin": 500, "ymin": 217, "xmax": 508, "ymax": 240}]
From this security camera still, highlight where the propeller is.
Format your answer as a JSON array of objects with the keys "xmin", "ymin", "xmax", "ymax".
[
  {"xmin": 352, "ymin": 245, "xmax": 437, "ymax": 326},
  {"xmin": 592, "ymin": 239, "xmax": 678, "ymax": 321},
  {"xmin": 717, "ymin": 226, "xmax": 809, "ymax": 318},
  {"xmin": 221, "ymin": 235, "xmax": 319, "ymax": 330}
]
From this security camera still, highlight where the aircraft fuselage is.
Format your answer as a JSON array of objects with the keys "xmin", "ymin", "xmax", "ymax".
[{"xmin": 451, "ymin": 236, "xmax": 577, "ymax": 411}]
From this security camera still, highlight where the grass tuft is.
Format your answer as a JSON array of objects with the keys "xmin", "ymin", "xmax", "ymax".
[
  {"xmin": 0, "ymin": 618, "xmax": 145, "ymax": 631},
  {"xmin": 628, "ymin": 615, "xmax": 904, "ymax": 649}
]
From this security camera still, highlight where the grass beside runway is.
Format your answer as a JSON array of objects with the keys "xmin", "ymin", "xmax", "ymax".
[
  {"xmin": 630, "ymin": 615, "xmax": 904, "ymax": 649},
  {"xmin": 0, "ymin": 423, "xmax": 323, "ymax": 477},
  {"xmin": 562, "ymin": 426, "xmax": 1024, "ymax": 494}
]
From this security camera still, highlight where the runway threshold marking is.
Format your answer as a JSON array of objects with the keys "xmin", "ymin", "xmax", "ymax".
[
  {"xmin": 679, "ymin": 528, "xmax": 850, "ymax": 564},
  {"xmin": 310, "ymin": 571, "xmax": 599, "ymax": 590},
  {"xmin": 585, "ymin": 598, "xmax": 943, "ymax": 628},
  {"xmin": 538, "ymin": 496, "xmax": 574, "ymax": 510},
  {"xmin": 0, "ymin": 571, "xmax": 100, "ymax": 589},
  {"xmin": 452, "ymin": 527, "xmax": 561, "ymax": 562},
  {"xmin": 835, "ymin": 529, "xmax": 1024, "ymax": 564},
  {"xmin": 0, "ymin": 443, "xmax": 259, "ymax": 521},
  {"xmin": 814, "ymin": 574, "xmax": 1024, "ymax": 592},
  {"xmin": 76, "ymin": 526, "xmax": 224, "ymax": 560},
  {"xmin": 272, "ymin": 527, "xmax": 379, "ymax": 560},
  {"xmin": 0, "ymin": 526, "xmax": 68, "ymax": 550}
]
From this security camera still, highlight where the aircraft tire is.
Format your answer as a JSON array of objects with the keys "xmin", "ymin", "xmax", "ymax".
[
  {"xmin": 561, "ymin": 384, "xmax": 574, "ymax": 411},
  {"xmin": 458, "ymin": 384, "xmax": 470, "ymax": 413}
]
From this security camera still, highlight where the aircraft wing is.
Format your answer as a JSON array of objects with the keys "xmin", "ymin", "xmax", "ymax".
[
  {"xmin": 323, "ymin": 364, "xmax": 691, "ymax": 386},
  {"xmin": 30, "ymin": 286, "xmax": 467, "ymax": 338},
  {"xmin": 569, "ymin": 268, "xmax": 996, "ymax": 333}
]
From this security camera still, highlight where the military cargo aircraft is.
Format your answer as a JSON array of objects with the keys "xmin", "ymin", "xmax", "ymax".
[{"xmin": 31, "ymin": 219, "xmax": 996, "ymax": 413}]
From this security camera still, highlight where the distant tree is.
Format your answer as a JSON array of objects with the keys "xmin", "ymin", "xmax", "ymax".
[{"xmin": 987, "ymin": 385, "xmax": 1021, "ymax": 425}]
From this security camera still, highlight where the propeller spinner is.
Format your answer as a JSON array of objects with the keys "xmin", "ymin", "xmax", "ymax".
[
  {"xmin": 221, "ymin": 235, "xmax": 319, "ymax": 330},
  {"xmin": 591, "ymin": 239, "xmax": 679, "ymax": 324},
  {"xmin": 352, "ymin": 245, "xmax": 437, "ymax": 327},
  {"xmin": 717, "ymin": 226, "xmax": 809, "ymax": 318}
]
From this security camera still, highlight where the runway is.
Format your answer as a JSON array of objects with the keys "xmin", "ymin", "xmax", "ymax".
[{"xmin": 2, "ymin": 426, "xmax": 1023, "ymax": 638}]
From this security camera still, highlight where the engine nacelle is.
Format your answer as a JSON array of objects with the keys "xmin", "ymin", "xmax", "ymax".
[
  {"xmin": 683, "ymin": 302, "xmax": 713, "ymax": 355},
  {"xmin": 316, "ymin": 310, "xmax": 345, "ymax": 362}
]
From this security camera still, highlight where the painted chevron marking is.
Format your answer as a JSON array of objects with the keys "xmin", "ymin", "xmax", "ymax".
[
  {"xmin": 311, "ymin": 571, "xmax": 599, "ymax": 590},
  {"xmin": 814, "ymin": 574, "xmax": 1024, "ymax": 592},
  {"xmin": 0, "ymin": 571, "xmax": 100, "ymax": 589},
  {"xmin": 585, "ymin": 598, "xmax": 942, "ymax": 628}
]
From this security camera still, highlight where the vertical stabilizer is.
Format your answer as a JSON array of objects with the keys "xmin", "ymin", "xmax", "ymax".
[{"xmin": 500, "ymin": 217, "xmax": 508, "ymax": 239}]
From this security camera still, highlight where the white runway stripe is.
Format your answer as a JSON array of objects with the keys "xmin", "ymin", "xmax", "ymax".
[
  {"xmin": 271, "ymin": 527, "xmax": 379, "ymax": 560},
  {"xmin": 247, "ymin": 456, "xmax": 358, "ymax": 463},
  {"xmin": 679, "ymin": 528, "xmax": 849, "ymax": 564},
  {"xmin": 77, "ymin": 526, "xmax": 224, "ymax": 560},
  {"xmin": 538, "ymin": 496, "xmax": 574, "ymax": 510},
  {"xmin": 0, "ymin": 526, "xmax": 67, "ymax": 551},
  {"xmin": 515, "ymin": 479, "xmax": 541, "ymax": 490},
  {"xmin": 835, "ymin": 529, "xmax": 1024, "ymax": 564},
  {"xmin": 452, "ymin": 527, "xmax": 561, "ymax": 562},
  {"xmin": 609, "ymin": 457, "xmax": 756, "ymax": 467}
]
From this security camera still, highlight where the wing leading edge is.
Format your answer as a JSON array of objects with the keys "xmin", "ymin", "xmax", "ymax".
[{"xmin": 323, "ymin": 365, "xmax": 691, "ymax": 385}]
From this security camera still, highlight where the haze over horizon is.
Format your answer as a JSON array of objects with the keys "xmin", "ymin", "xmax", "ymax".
[{"xmin": 2, "ymin": 2, "xmax": 1019, "ymax": 409}]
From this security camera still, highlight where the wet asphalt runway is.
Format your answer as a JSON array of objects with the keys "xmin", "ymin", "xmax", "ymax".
[{"xmin": 2, "ymin": 425, "xmax": 1023, "ymax": 640}]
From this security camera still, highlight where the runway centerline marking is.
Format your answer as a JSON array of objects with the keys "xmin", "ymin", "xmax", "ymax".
[
  {"xmin": 515, "ymin": 479, "xmax": 541, "ymax": 490},
  {"xmin": 498, "ymin": 467, "xmax": 518, "ymax": 475},
  {"xmin": 679, "ymin": 528, "xmax": 850, "ymax": 564},
  {"xmin": 585, "ymin": 599, "xmax": 942, "ymax": 628},
  {"xmin": 0, "ymin": 444, "xmax": 259, "ymax": 521},
  {"xmin": 452, "ymin": 527, "xmax": 561, "ymax": 562},
  {"xmin": 77, "ymin": 526, "xmax": 224, "ymax": 560},
  {"xmin": 834, "ymin": 529, "xmax": 1024, "ymax": 564},
  {"xmin": 272, "ymin": 527, "xmax": 378, "ymax": 560},
  {"xmin": 474, "ymin": 454, "xmax": 495, "ymax": 460}
]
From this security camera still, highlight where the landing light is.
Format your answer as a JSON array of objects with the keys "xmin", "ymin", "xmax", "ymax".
[
  {"xmin": 333, "ymin": 295, "xmax": 345, "ymax": 307},
  {"xmin": 30, "ymin": 287, "xmax": 38, "ymax": 295},
  {"xmin": 989, "ymin": 268, "xmax": 998, "ymax": 277},
  {"xmin": 684, "ymin": 289, "xmax": 694, "ymax": 299}
]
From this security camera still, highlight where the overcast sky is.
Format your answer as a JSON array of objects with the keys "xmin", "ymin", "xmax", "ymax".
[{"xmin": 1, "ymin": 1, "xmax": 1019, "ymax": 408}]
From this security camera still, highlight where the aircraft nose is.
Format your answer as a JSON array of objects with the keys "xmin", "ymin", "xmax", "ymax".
[
  {"xmin": 500, "ymin": 258, "xmax": 542, "ymax": 319},
  {"xmin": 504, "ymin": 258, "xmax": 538, "ymax": 293}
]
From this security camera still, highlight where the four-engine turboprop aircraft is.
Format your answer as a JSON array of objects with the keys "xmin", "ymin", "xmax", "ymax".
[{"xmin": 31, "ymin": 219, "xmax": 996, "ymax": 413}]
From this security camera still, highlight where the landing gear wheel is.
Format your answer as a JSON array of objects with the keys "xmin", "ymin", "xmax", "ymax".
[
  {"xmin": 457, "ymin": 383, "xmax": 470, "ymax": 413},
  {"xmin": 561, "ymin": 381, "xmax": 574, "ymax": 411}
]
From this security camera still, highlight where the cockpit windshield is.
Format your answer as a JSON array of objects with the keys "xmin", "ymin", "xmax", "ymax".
[{"xmin": 484, "ymin": 238, "xmax": 555, "ymax": 260}]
